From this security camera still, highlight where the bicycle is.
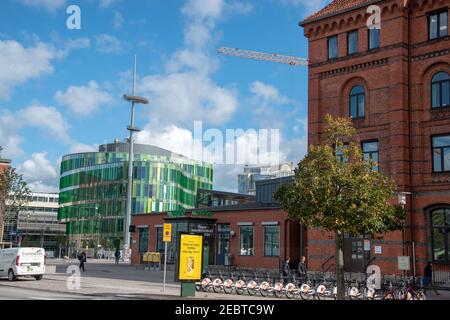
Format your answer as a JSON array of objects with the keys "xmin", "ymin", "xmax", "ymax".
[
  {"xmin": 258, "ymin": 272, "xmax": 273, "ymax": 297},
  {"xmin": 235, "ymin": 271, "xmax": 247, "ymax": 295},
  {"xmin": 222, "ymin": 270, "xmax": 236, "ymax": 294},
  {"xmin": 299, "ymin": 271, "xmax": 317, "ymax": 300},
  {"xmin": 212, "ymin": 269, "xmax": 225, "ymax": 293},
  {"xmin": 246, "ymin": 271, "xmax": 261, "ymax": 296}
]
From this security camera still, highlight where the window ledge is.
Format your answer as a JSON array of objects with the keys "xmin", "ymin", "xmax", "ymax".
[
  {"xmin": 430, "ymin": 107, "xmax": 450, "ymax": 120},
  {"xmin": 431, "ymin": 173, "xmax": 450, "ymax": 184}
]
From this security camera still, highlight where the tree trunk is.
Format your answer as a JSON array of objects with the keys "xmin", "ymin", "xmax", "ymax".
[{"xmin": 335, "ymin": 230, "xmax": 345, "ymax": 300}]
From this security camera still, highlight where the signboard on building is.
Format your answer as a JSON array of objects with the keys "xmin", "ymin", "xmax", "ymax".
[
  {"xmin": 364, "ymin": 240, "xmax": 371, "ymax": 251},
  {"xmin": 190, "ymin": 224, "xmax": 214, "ymax": 235},
  {"xmin": 178, "ymin": 234, "xmax": 203, "ymax": 281},
  {"xmin": 168, "ymin": 209, "xmax": 185, "ymax": 218},
  {"xmin": 191, "ymin": 210, "xmax": 213, "ymax": 217},
  {"xmin": 374, "ymin": 246, "xmax": 382, "ymax": 254},
  {"xmin": 398, "ymin": 256, "xmax": 410, "ymax": 271},
  {"xmin": 163, "ymin": 223, "xmax": 172, "ymax": 242}
]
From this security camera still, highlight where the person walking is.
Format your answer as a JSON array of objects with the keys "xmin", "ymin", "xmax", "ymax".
[
  {"xmin": 78, "ymin": 251, "xmax": 87, "ymax": 272},
  {"xmin": 282, "ymin": 257, "xmax": 291, "ymax": 284},
  {"xmin": 423, "ymin": 262, "xmax": 440, "ymax": 295},
  {"xmin": 114, "ymin": 249, "xmax": 121, "ymax": 265},
  {"xmin": 298, "ymin": 256, "xmax": 308, "ymax": 282}
]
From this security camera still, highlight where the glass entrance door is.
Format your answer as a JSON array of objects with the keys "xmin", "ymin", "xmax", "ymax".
[
  {"xmin": 344, "ymin": 236, "xmax": 370, "ymax": 273},
  {"xmin": 216, "ymin": 224, "xmax": 230, "ymax": 265}
]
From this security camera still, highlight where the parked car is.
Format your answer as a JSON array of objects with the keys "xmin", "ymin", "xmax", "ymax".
[{"xmin": 0, "ymin": 247, "xmax": 46, "ymax": 281}]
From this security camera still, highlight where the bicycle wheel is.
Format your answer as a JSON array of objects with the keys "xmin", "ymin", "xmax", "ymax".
[
  {"xmin": 235, "ymin": 280, "xmax": 245, "ymax": 295},
  {"xmin": 285, "ymin": 284, "xmax": 296, "ymax": 299},
  {"xmin": 273, "ymin": 283, "xmax": 284, "ymax": 298},
  {"xmin": 259, "ymin": 282, "xmax": 270, "ymax": 297},
  {"xmin": 415, "ymin": 291, "xmax": 427, "ymax": 300},
  {"xmin": 223, "ymin": 280, "xmax": 233, "ymax": 294},
  {"xmin": 213, "ymin": 283, "xmax": 222, "ymax": 293},
  {"xmin": 247, "ymin": 281, "xmax": 257, "ymax": 296}
]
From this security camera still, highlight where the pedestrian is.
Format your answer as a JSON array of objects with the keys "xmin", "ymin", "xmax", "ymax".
[
  {"xmin": 78, "ymin": 251, "xmax": 87, "ymax": 272},
  {"xmin": 114, "ymin": 249, "xmax": 121, "ymax": 265},
  {"xmin": 283, "ymin": 257, "xmax": 291, "ymax": 284},
  {"xmin": 423, "ymin": 262, "xmax": 440, "ymax": 295},
  {"xmin": 298, "ymin": 256, "xmax": 308, "ymax": 281}
]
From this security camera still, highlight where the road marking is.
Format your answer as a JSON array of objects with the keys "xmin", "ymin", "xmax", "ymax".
[{"xmin": 29, "ymin": 297, "xmax": 55, "ymax": 300}]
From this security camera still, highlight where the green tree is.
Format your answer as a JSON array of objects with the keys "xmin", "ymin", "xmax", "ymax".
[
  {"xmin": 275, "ymin": 114, "xmax": 406, "ymax": 300},
  {"xmin": 0, "ymin": 167, "xmax": 31, "ymax": 244}
]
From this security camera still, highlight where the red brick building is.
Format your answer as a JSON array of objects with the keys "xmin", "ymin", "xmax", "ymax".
[
  {"xmin": 301, "ymin": 0, "xmax": 449, "ymax": 276},
  {"xmin": 131, "ymin": 178, "xmax": 305, "ymax": 271},
  {"xmin": 131, "ymin": 207, "xmax": 303, "ymax": 270}
]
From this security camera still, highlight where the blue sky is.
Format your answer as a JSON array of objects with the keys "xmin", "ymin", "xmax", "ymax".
[{"xmin": 0, "ymin": 0, "xmax": 329, "ymax": 192}]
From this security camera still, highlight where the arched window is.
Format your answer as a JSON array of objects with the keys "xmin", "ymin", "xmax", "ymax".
[
  {"xmin": 349, "ymin": 86, "xmax": 365, "ymax": 119},
  {"xmin": 432, "ymin": 72, "xmax": 450, "ymax": 109},
  {"xmin": 431, "ymin": 208, "xmax": 450, "ymax": 262}
]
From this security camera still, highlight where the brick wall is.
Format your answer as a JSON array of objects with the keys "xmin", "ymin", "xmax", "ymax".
[
  {"xmin": 131, "ymin": 208, "xmax": 301, "ymax": 270},
  {"xmin": 302, "ymin": 0, "xmax": 450, "ymax": 275}
]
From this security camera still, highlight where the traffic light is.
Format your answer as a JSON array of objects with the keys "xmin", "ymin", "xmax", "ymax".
[{"xmin": 129, "ymin": 225, "xmax": 136, "ymax": 233}]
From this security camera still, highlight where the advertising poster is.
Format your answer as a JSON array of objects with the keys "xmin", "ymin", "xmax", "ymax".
[{"xmin": 178, "ymin": 234, "xmax": 203, "ymax": 281}]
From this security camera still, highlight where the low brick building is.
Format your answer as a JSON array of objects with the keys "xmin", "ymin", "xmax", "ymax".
[
  {"xmin": 131, "ymin": 177, "xmax": 305, "ymax": 271},
  {"xmin": 301, "ymin": 0, "xmax": 449, "ymax": 277}
]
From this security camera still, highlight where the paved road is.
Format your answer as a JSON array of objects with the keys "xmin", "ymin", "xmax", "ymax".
[{"xmin": 0, "ymin": 259, "xmax": 276, "ymax": 300}]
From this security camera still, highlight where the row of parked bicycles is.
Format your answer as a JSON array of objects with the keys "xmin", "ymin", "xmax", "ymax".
[{"xmin": 195, "ymin": 268, "xmax": 427, "ymax": 300}]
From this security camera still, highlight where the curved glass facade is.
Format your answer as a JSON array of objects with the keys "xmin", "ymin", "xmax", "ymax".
[{"xmin": 58, "ymin": 143, "xmax": 213, "ymax": 250}]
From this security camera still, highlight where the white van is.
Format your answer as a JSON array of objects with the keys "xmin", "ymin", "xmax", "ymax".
[{"xmin": 0, "ymin": 248, "xmax": 46, "ymax": 281}]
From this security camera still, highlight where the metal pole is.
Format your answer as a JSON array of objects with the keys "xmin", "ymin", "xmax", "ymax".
[
  {"xmin": 124, "ymin": 55, "xmax": 137, "ymax": 257},
  {"xmin": 163, "ymin": 241, "xmax": 168, "ymax": 293}
]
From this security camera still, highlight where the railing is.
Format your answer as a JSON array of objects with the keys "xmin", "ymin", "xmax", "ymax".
[
  {"xmin": 433, "ymin": 263, "xmax": 450, "ymax": 290},
  {"xmin": 365, "ymin": 257, "xmax": 376, "ymax": 269},
  {"xmin": 321, "ymin": 255, "xmax": 335, "ymax": 272}
]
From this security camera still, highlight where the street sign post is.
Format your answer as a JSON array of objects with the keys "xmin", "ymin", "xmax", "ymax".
[{"xmin": 163, "ymin": 223, "xmax": 172, "ymax": 293}]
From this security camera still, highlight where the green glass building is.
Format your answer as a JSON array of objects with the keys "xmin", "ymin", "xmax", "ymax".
[{"xmin": 58, "ymin": 141, "xmax": 213, "ymax": 251}]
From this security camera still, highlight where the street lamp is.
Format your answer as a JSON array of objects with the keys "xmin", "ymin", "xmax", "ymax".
[{"xmin": 123, "ymin": 55, "xmax": 149, "ymax": 259}]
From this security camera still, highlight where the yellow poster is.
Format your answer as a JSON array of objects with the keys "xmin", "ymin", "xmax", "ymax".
[
  {"xmin": 178, "ymin": 234, "xmax": 203, "ymax": 281},
  {"xmin": 163, "ymin": 223, "xmax": 172, "ymax": 242}
]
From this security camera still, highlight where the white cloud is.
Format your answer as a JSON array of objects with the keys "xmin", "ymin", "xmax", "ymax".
[
  {"xmin": 113, "ymin": 11, "xmax": 124, "ymax": 29},
  {"xmin": 54, "ymin": 80, "xmax": 115, "ymax": 116},
  {"xmin": 250, "ymin": 81, "xmax": 291, "ymax": 106},
  {"xmin": 69, "ymin": 143, "xmax": 98, "ymax": 154},
  {"xmin": 17, "ymin": 0, "xmax": 67, "ymax": 12},
  {"xmin": 0, "ymin": 40, "xmax": 57, "ymax": 100},
  {"xmin": 139, "ymin": 73, "xmax": 237, "ymax": 127},
  {"xmin": 136, "ymin": 125, "xmax": 195, "ymax": 159},
  {"xmin": 95, "ymin": 34, "xmax": 127, "ymax": 54},
  {"xmin": 17, "ymin": 105, "xmax": 70, "ymax": 143},
  {"xmin": 133, "ymin": 0, "xmax": 253, "ymax": 130},
  {"xmin": 19, "ymin": 152, "xmax": 58, "ymax": 182},
  {"xmin": 0, "ymin": 110, "xmax": 23, "ymax": 158},
  {"xmin": 17, "ymin": 152, "xmax": 59, "ymax": 193}
]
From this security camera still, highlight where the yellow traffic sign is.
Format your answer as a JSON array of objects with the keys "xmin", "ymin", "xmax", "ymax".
[{"xmin": 163, "ymin": 223, "xmax": 172, "ymax": 242}]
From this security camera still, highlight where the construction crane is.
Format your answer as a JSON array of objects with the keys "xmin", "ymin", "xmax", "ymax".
[{"xmin": 217, "ymin": 47, "xmax": 309, "ymax": 67}]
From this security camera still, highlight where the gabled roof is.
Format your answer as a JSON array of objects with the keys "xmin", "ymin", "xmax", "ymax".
[{"xmin": 300, "ymin": 0, "xmax": 376, "ymax": 25}]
